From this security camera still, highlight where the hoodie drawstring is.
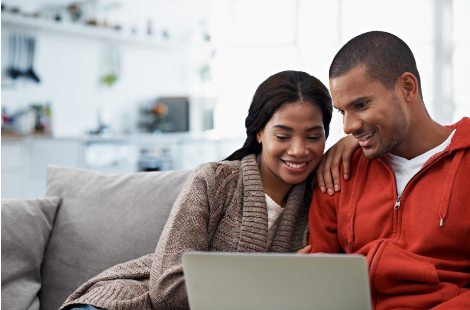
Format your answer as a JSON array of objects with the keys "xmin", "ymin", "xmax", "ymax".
[
  {"xmin": 347, "ymin": 155, "xmax": 367, "ymax": 252},
  {"xmin": 346, "ymin": 147, "xmax": 464, "ymax": 249},
  {"xmin": 439, "ymin": 149, "xmax": 465, "ymax": 227}
]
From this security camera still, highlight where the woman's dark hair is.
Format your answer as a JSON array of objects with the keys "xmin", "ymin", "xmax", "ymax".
[{"xmin": 225, "ymin": 70, "xmax": 332, "ymax": 161}]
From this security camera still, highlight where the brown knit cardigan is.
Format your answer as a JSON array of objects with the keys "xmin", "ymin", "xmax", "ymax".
[{"xmin": 61, "ymin": 154, "xmax": 312, "ymax": 310}]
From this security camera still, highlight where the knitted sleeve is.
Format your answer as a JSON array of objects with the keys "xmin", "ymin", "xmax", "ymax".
[{"xmin": 148, "ymin": 162, "xmax": 238, "ymax": 309}]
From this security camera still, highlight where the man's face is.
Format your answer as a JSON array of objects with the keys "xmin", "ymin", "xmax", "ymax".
[{"xmin": 330, "ymin": 66, "xmax": 409, "ymax": 159}]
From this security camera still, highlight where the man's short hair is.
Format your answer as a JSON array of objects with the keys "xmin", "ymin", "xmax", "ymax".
[{"xmin": 329, "ymin": 31, "xmax": 422, "ymax": 98}]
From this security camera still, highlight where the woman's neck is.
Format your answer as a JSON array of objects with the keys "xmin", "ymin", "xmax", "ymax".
[{"xmin": 258, "ymin": 162, "xmax": 293, "ymax": 208}]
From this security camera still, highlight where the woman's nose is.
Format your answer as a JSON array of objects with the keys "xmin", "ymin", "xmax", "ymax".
[{"xmin": 287, "ymin": 139, "xmax": 309, "ymax": 157}]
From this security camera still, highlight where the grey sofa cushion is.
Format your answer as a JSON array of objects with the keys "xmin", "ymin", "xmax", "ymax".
[
  {"xmin": 1, "ymin": 196, "xmax": 62, "ymax": 310},
  {"xmin": 39, "ymin": 166, "xmax": 192, "ymax": 310}
]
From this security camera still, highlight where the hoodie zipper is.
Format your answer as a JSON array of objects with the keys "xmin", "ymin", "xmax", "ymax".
[
  {"xmin": 394, "ymin": 196, "xmax": 401, "ymax": 210},
  {"xmin": 379, "ymin": 150, "xmax": 449, "ymax": 210},
  {"xmin": 368, "ymin": 151, "xmax": 449, "ymax": 272},
  {"xmin": 377, "ymin": 159, "xmax": 399, "ymax": 209}
]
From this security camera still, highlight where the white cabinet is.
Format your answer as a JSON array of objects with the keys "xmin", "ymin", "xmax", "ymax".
[
  {"xmin": 30, "ymin": 140, "xmax": 83, "ymax": 179},
  {"xmin": 2, "ymin": 143, "xmax": 23, "ymax": 169},
  {"xmin": 1, "ymin": 138, "xmax": 82, "ymax": 199},
  {"xmin": 177, "ymin": 140, "xmax": 219, "ymax": 170},
  {"xmin": 1, "ymin": 173, "xmax": 23, "ymax": 199},
  {"xmin": 176, "ymin": 138, "xmax": 245, "ymax": 170},
  {"xmin": 84, "ymin": 142, "xmax": 138, "ymax": 174},
  {"xmin": 28, "ymin": 139, "xmax": 83, "ymax": 198},
  {"xmin": 2, "ymin": 140, "xmax": 26, "ymax": 199},
  {"xmin": 1, "ymin": 135, "xmax": 245, "ymax": 199}
]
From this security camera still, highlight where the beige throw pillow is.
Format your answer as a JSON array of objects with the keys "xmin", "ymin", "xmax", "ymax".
[{"xmin": 1, "ymin": 197, "xmax": 61, "ymax": 310}]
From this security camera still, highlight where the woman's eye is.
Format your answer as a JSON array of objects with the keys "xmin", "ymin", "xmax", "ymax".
[
  {"xmin": 308, "ymin": 136, "xmax": 321, "ymax": 140},
  {"xmin": 275, "ymin": 135, "xmax": 289, "ymax": 140}
]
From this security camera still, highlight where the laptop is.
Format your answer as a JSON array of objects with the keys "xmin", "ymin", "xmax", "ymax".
[{"xmin": 182, "ymin": 252, "xmax": 372, "ymax": 310}]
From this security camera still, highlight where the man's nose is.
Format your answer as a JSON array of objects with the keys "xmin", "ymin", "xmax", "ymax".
[
  {"xmin": 343, "ymin": 113, "xmax": 362, "ymax": 135},
  {"xmin": 288, "ymin": 139, "xmax": 309, "ymax": 157}
]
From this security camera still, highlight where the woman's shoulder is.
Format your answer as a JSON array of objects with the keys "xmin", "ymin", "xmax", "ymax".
[
  {"xmin": 191, "ymin": 159, "xmax": 242, "ymax": 182},
  {"xmin": 188, "ymin": 154, "xmax": 261, "ymax": 189}
]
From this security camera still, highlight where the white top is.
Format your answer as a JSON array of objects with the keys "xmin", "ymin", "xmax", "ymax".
[
  {"xmin": 388, "ymin": 130, "xmax": 455, "ymax": 196},
  {"xmin": 265, "ymin": 194, "xmax": 284, "ymax": 249}
]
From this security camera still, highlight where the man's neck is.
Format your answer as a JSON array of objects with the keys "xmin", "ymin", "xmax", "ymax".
[{"xmin": 389, "ymin": 117, "xmax": 452, "ymax": 160}]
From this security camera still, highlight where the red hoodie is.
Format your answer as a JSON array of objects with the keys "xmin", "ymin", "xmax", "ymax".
[{"xmin": 309, "ymin": 117, "xmax": 470, "ymax": 309}]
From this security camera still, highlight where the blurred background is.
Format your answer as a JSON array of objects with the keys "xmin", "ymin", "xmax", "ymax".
[{"xmin": 2, "ymin": 0, "xmax": 469, "ymax": 199}]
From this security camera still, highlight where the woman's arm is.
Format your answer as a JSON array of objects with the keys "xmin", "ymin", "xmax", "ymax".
[
  {"xmin": 149, "ymin": 163, "xmax": 237, "ymax": 309},
  {"xmin": 316, "ymin": 135, "xmax": 359, "ymax": 195}
]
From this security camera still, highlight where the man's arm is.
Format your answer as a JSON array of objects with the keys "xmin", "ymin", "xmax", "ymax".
[
  {"xmin": 308, "ymin": 185, "xmax": 342, "ymax": 253},
  {"xmin": 430, "ymin": 290, "xmax": 470, "ymax": 310}
]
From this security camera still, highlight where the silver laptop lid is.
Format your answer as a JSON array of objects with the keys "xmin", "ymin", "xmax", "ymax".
[{"xmin": 183, "ymin": 252, "xmax": 372, "ymax": 310}]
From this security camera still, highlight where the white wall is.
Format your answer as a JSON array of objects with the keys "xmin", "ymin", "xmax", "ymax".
[
  {"xmin": 2, "ymin": 29, "xmax": 189, "ymax": 136},
  {"xmin": 208, "ymin": 0, "xmax": 469, "ymax": 149},
  {"xmin": 453, "ymin": 0, "xmax": 470, "ymax": 122},
  {"xmin": 3, "ymin": 0, "xmax": 469, "ymax": 142},
  {"xmin": 1, "ymin": 0, "xmax": 210, "ymax": 137}
]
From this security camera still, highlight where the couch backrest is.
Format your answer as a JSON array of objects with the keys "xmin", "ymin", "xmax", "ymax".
[{"xmin": 39, "ymin": 165, "xmax": 192, "ymax": 310}]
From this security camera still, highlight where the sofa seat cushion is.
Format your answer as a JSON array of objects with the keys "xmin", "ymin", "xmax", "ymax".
[
  {"xmin": 1, "ymin": 196, "xmax": 62, "ymax": 310},
  {"xmin": 39, "ymin": 166, "xmax": 191, "ymax": 310}
]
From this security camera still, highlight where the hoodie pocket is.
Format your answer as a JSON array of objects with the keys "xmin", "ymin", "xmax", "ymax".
[{"xmin": 373, "ymin": 243, "xmax": 439, "ymax": 295}]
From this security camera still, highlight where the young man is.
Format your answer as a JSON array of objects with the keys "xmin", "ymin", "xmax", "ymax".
[{"xmin": 308, "ymin": 31, "xmax": 470, "ymax": 309}]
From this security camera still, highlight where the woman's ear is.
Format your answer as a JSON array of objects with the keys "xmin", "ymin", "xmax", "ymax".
[{"xmin": 256, "ymin": 131, "xmax": 263, "ymax": 144}]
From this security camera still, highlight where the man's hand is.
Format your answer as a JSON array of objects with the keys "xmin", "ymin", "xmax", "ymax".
[
  {"xmin": 316, "ymin": 135, "xmax": 359, "ymax": 195},
  {"xmin": 296, "ymin": 245, "xmax": 312, "ymax": 254}
]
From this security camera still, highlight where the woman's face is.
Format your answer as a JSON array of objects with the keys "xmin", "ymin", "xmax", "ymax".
[{"xmin": 257, "ymin": 102, "xmax": 325, "ymax": 187}]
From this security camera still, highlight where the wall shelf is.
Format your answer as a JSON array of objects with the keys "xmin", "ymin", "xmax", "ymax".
[{"xmin": 1, "ymin": 13, "xmax": 179, "ymax": 48}]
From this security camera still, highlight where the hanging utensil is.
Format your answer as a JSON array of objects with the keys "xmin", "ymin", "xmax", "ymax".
[
  {"xmin": 7, "ymin": 34, "xmax": 21, "ymax": 79},
  {"xmin": 24, "ymin": 37, "xmax": 40, "ymax": 83},
  {"xmin": 18, "ymin": 35, "xmax": 29, "ymax": 79}
]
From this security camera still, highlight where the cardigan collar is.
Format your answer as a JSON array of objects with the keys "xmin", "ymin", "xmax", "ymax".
[{"xmin": 237, "ymin": 154, "xmax": 307, "ymax": 253}]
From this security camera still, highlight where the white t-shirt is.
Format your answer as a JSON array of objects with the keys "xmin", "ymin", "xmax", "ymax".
[
  {"xmin": 265, "ymin": 194, "xmax": 284, "ymax": 249},
  {"xmin": 388, "ymin": 130, "xmax": 455, "ymax": 196}
]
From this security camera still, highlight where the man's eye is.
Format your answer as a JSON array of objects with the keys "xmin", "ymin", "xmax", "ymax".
[
  {"xmin": 308, "ymin": 136, "xmax": 321, "ymax": 140},
  {"xmin": 337, "ymin": 110, "xmax": 345, "ymax": 115},
  {"xmin": 356, "ymin": 102, "xmax": 367, "ymax": 109}
]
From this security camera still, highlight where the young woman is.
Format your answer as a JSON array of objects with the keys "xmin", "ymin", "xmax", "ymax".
[{"xmin": 63, "ymin": 70, "xmax": 333, "ymax": 310}]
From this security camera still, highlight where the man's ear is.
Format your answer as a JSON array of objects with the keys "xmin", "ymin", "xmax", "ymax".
[{"xmin": 399, "ymin": 72, "xmax": 418, "ymax": 103}]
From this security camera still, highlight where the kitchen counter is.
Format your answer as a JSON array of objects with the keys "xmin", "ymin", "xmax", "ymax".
[
  {"xmin": 2, "ymin": 130, "xmax": 243, "ymax": 143},
  {"xmin": 2, "ymin": 132, "xmax": 245, "ymax": 199}
]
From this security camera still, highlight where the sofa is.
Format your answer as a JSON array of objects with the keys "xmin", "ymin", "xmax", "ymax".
[{"xmin": 1, "ymin": 165, "xmax": 192, "ymax": 310}]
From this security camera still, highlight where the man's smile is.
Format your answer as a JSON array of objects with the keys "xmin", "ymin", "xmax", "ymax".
[{"xmin": 354, "ymin": 131, "xmax": 375, "ymax": 147}]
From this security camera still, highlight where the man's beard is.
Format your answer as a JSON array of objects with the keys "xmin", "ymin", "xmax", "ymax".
[{"xmin": 362, "ymin": 96, "xmax": 408, "ymax": 160}]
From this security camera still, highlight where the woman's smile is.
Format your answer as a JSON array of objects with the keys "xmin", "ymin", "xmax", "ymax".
[{"xmin": 281, "ymin": 159, "xmax": 310, "ymax": 173}]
